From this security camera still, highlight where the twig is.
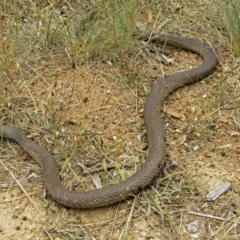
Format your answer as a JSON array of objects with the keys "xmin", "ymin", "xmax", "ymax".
[
  {"xmin": 0, "ymin": 160, "xmax": 43, "ymax": 216},
  {"xmin": 43, "ymin": 227, "xmax": 54, "ymax": 240},
  {"xmin": 201, "ymin": 96, "xmax": 240, "ymax": 120},
  {"xmin": 188, "ymin": 211, "xmax": 240, "ymax": 225},
  {"xmin": 79, "ymin": 161, "xmax": 136, "ymax": 174},
  {"xmin": 119, "ymin": 196, "xmax": 137, "ymax": 240},
  {"xmin": 78, "ymin": 225, "xmax": 96, "ymax": 240}
]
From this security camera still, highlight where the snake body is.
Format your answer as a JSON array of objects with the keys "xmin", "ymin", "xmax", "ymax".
[{"xmin": 0, "ymin": 35, "xmax": 218, "ymax": 208}]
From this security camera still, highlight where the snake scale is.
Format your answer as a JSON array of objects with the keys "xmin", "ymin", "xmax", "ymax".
[{"xmin": 0, "ymin": 35, "xmax": 218, "ymax": 208}]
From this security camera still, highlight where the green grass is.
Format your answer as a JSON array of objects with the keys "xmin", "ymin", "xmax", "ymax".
[
  {"xmin": 0, "ymin": 0, "xmax": 143, "ymax": 83},
  {"xmin": 220, "ymin": 0, "xmax": 240, "ymax": 56}
]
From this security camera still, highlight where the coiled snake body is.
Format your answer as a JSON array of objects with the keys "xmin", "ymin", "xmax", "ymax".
[{"xmin": 0, "ymin": 35, "xmax": 218, "ymax": 208}]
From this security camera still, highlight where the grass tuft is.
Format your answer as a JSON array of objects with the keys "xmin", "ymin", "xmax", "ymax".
[
  {"xmin": 220, "ymin": 0, "xmax": 240, "ymax": 56},
  {"xmin": 76, "ymin": 0, "xmax": 141, "ymax": 60}
]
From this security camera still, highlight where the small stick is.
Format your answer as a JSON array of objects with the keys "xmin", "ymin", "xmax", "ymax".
[
  {"xmin": 0, "ymin": 160, "xmax": 43, "ymax": 216},
  {"xmin": 188, "ymin": 211, "xmax": 240, "ymax": 225},
  {"xmin": 43, "ymin": 227, "xmax": 54, "ymax": 240},
  {"xmin": 80, "ymin": 161, "xmax": 135, "ymax": 174}
]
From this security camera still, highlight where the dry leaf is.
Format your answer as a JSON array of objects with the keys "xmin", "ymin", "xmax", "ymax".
[{"xmin": 162, "ymin": 105, "xmax": 181, "ymax": 119}]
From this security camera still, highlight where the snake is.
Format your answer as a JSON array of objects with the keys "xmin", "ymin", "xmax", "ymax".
[{"xmin": 0, "ymin": 35, "xmax": 218, "ymax": 208}]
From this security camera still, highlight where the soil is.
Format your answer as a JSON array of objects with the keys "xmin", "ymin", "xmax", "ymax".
[{"xmin": 1, "ymin": 1, "xmax": 240, "ymax": 240}]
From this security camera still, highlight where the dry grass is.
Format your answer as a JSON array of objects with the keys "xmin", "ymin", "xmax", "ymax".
[{"xmin": 1, "ymin": 0, "xmax": 240, "ymax": 240}]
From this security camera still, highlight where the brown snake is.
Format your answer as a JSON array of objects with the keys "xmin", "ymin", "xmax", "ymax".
[{"xmin": 0, "ymin": 35, "xmax": 218, "ymax": 208}]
